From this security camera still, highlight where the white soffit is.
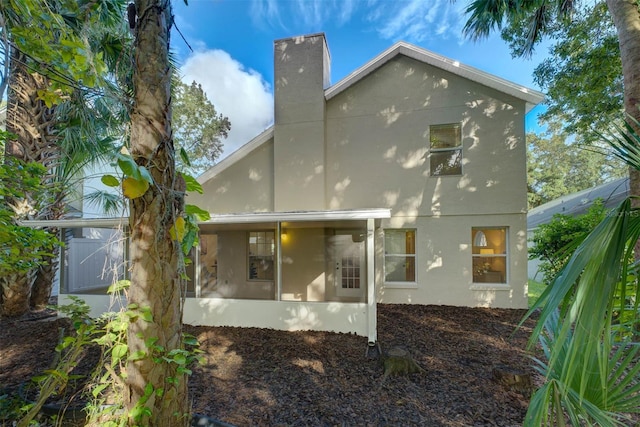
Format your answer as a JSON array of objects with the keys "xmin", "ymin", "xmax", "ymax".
[
  {"xmin": 21, "ymin": 208, "xmax": 391, "ymax": 228},
  {"xmin": 199, "ymin": 208, "xmax": 391, "ymax": 225},
  {"xmin": 21, "ymin": 217, "xmax": 126, "ymax": 228},
  {"xmin": 325, "ymin": 42, "xmax": 545, "ymax": 112}
]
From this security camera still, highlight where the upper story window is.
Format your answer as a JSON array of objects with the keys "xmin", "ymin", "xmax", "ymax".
[
  {"xmin": 248, "ymin": 231, "xmax": 274, "ymax": 281},
  {"xmin": 384, "ymin": 229, "xmax": 416, "ymax": 285},
  {"xmin": 430, "ymin": 123, "xmax": 462, "ymax": 176}
]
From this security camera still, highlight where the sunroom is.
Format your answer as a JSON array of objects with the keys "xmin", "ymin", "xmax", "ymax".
[{"xmin": 29, "ymin": 208, "xmax": 390, "ymax": 344}]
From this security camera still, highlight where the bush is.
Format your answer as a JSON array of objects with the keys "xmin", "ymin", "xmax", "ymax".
[{"xmin": 529, "ymin": 199, "xmax": 607, "ymax": 284}]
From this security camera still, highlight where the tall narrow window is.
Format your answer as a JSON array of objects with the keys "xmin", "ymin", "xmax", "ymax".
[
  {"xmin": 248, "ymin": 231, "xmax": 274, "ymax": 281},
  {"xmin": 430, "ymin": 123, "xmax": 462, "ymax": 176},
  {"xmin": 384, "ymin": 229, "xmax": 416, "ymax": 284},
  {"xmin": 472, "ymin": 227, "xmax": 508, "ymax": 284}
]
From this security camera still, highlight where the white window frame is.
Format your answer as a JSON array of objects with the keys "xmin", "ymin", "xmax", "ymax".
[
  {"xmin": 429, "ymin": 123, "xmax": 462, "ymax": 176},
  {"xmin": 247, "ymin": 230, "xmax": 275, "ymax": 282},
  {"xmin": 471, "ymin": 227, "xmax": 509, "ymax": 289},
  {"xmin": 383, "ymin": 229, "xmax": 417, "ymax": 288}
]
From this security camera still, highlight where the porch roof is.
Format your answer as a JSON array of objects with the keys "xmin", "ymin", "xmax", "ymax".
[{"xmin": 21, "ymin": 208, "xmax": 391, "ymax": 228}]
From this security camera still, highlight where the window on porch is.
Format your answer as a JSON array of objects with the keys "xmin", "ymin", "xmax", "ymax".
[{"xmin": 248, "ymin": 231, "xmax": 275, "ymax": 281}]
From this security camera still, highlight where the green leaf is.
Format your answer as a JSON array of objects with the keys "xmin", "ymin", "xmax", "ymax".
[
  {"xmin": 179, "ymin": 147, "xmax": 191, "ymax": 167},
  {"xmin": 112, "ymin": 344, "xmax": 128, "ymax": 363},
  {"xmin": 138, "ymin": 166, "xmax": 154, "ymax": 185},
  {"xmin": 140, "ymin": 307, "xmax": 153, "ymax": 322},
  {"xmin": 185, "ymin": 204, "xmax": 210, "ymax": 221},
  {"xmin": 101, "ymin": 174, "xmax": 120, "ymax": 187},
  {"xmin": 128, "ymin": 350, "xmax": 147, "ymax": 361},
  {"xmin": 181, "ymin": 173, "xmax": 202, "ymax": 193},
  {"xmin": 116, "ymin": 153, "xmax": 140, "ymax": 179}
]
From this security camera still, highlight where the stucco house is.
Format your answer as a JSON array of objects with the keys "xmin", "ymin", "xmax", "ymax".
[{"xmin": 44, "ymin": 33, "xmax": 543, "ymax": 344}]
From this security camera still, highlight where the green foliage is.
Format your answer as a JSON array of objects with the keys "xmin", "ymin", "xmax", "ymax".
[
  {"xmin": 526, "ymin": 310, "xmax": 640, "ymax": 426},
  {"xmin": 172, "ymin": 80, "xmax": 231, "ymax": 176},
  {"xmin": 9, "ymin": 292, "xmax": 205, "ymax": 426},
  {"xmin": 0, "ymin": 145, "xmax": 59, "ymax": 276},
  {"xmin": 502, "ymin": 2, "xmax": 622, "ymax": 142},
  {"xmin": 527, "ymin": 132, "xmax": 626, "ymax": 208},
  {"xmin": 17, "ymin": 296, "xmax": 96, "ymax": 427},
  {"xmin": 524, "ymin": 198, "xmax": 640, "ymax": 426},
  {"xmin": 0, "ymin": 0, "xmax": 125, "ymax": 104},
  {"xmin": 602, "ymin": 114, "xmax": 640, "ymax": 172},
  {"xmin": 529, "ymin": 199, "xmax": 607, "ymax": 284},
  {"xmin": 527, "ymin": 280, "xmax": 545, "ymax": 308}
]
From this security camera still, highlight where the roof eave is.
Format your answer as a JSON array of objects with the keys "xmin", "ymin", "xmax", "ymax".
[
  {"xmin": 325, "ymin": 42, "xmax": 544, "ymax": 111},
  {"xmin": 20, "ymin": 208, "xmax": 392, "ymax": 228}
]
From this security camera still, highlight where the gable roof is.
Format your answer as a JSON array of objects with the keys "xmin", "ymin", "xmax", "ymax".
[
  {"xmin": 198, "ymin": 38, "xmax": 545, "ymax": 183},
  {"xmin": 325, "ymin": 41, "xmax": 544, "ymax": 113},
  {"xmin": 527, "ymin": 177, "xmax": 629, "ymax": 230}
]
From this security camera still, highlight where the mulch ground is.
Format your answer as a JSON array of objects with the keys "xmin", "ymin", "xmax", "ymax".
[{"xmin": 1, "ymin": 304, "xmax": 539, "ymax": 426}]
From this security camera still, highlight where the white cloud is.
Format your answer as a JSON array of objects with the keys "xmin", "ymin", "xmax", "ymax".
[
  {"xmin": 250, "ymin": 0, "xmax": 356, "ymax": 31},
  {"xmin": 180, "ymin": 50, "xmax": 274, "ymax": 160},
  {"xmin": 249, "ymin": 0, "xmax": 286, "ymax": 31},
  {"xmin": 373, "ymin": 0, "xmax": 465, "ymax": 43},
  {"xmin": 250, "ymin": 0, "xmax": 465, "ymax": 44}
]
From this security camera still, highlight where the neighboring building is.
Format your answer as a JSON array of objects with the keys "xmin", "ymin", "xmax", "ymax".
[
  {"xmin": 527, "ymin": 177, "xmax": 629, "ymax": 280},
  {"xmin": 42, "ymin": 33, "xmax": 543, "ymax": 344}
]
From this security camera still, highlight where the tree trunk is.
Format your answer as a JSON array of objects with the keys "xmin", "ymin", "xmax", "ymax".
[
  {"xmin": 1, "ymin": 270, "xmax": 35, "ymax": 317},
  {"xmin": 125, "ymin": 1, "xmax": 189, "ymax": 425},
  {"xmin": 606, "ymin": 0, "xmax": 640, "ymax": 255},
  {"xmin": 30, "ymin": 240, "xmax": 60, "ymax": 309},
  {"xmin": 3, "ymin": 47, "xmax": 59, "ymax": 317}
]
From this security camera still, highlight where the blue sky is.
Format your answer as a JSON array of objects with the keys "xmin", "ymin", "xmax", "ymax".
[{"xmin": 171, "ymin": 0, "xmax": 549, "ymax": 158}]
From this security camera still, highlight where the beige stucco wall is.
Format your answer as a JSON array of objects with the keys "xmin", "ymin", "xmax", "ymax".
[
  {"xmin": 190, "ymin": 139, "xmax": 274, "ymax": 214},
  {"xmin": 280, "ymin": 228, "xmax": 327, "ymax": 301},
  {"xmin": 195, "ymin": 53, "xmax": 530, "ymax": 309},
  {"xmin": 204, "ymin": 230, "xmax": 274, "ymax": 299},
  {"xmin": 274, "ymin": 34, "xmax": 328, "ymax": 211},
  {"xmin": 375, "ymin": 213, "xmax": 528, "ymax": 308},
  {"xmin": 324, "ymin": 55, "xmax": 527, "ymax": 216},
  {"xmin": 321, "ymin": 55, "xmax": 529, "ymax": 309}
]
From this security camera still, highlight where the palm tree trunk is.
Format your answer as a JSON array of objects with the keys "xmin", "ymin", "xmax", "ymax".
[
  {"xmin": 606, "ymin": 0, "xmax": 640, "ymax": 255},
  {"xmin": 125, "ymin": 0, "xmax": 189, "ymax": 425},
  {"xmin": 3, "ymin": 47, "xmax": 60, "ymax": 317},
  {"xmin": 30, "ymin": 239, "xmax": 60, "ymax": 309},
  {"xmin": 1, "ymin": 270, "xmax": 36, "ymax": 317}
]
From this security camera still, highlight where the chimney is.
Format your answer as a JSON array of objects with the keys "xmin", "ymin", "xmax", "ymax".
[{"xmin": 273, "ymin": 33, "xmax": 330, "ymax": 211}]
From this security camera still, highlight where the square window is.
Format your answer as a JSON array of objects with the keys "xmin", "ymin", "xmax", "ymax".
[
  {"xmin": 384, "ymin": 229, "xmax": 416, "ymax": 284},
  {"xmin": 472, "ymin": 227, "xmax": 507, "ymax": 284},
  {"xmin": 430, "ymin": 124, "xmax": 462, "ymax": 176}
]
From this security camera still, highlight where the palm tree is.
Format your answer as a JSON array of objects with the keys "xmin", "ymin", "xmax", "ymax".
[
  {"xmin": 1, "ymin": 0, "xmax": 128, "ymax": 314},
  {"xmin": 2, "ymin": 47, "xmax": 59, "ymax": 315}
]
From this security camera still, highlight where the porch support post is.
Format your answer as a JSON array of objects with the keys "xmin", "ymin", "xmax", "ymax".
[
  {"xmin": 366, "ymin": 218, "xmax": 376, "ymax": 344},
  {"xmin": 194, "ymin": 234, "xmax": 201, "ymax": 298},
  {"xmin": 276, "ymin": 222, "xmax": 282, "ymax": 301}
]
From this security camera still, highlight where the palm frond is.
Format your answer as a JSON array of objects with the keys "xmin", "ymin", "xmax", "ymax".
[{"xmin": 600, "ymin": 115, "xmax": 640, "ymax": 171}]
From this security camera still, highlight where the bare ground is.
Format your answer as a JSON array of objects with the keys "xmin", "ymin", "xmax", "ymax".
[{"xmin": 1, "ymin": 304, "xmax": 539, "ymax": 426}]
